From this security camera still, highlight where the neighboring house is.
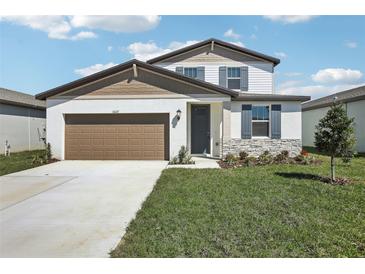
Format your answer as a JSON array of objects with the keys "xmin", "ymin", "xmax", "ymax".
[
  {"xmin": 302, "ymin": 85, "xmax": 365, "ymax": 153},
  {"xmin": 36, "ymin": 38, "xmax": 309, "ymax": 160},
  {"xmin": 0, "ymin": 88, "xmax": 46, "ymax": 153}
]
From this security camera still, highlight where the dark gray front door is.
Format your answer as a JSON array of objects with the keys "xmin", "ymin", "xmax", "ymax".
[{"xmin": 191, "ymin": 105, "xmax": 210, "ymax": 154}]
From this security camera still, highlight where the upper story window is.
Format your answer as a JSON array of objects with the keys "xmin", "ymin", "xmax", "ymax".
[
  {"xmin": 184, "ymin": 67, "xmax": 198, "ymax": 79},
  {"xmin": 252, "ymin": 105, "xmax": 270, "ymax": 137},
  {"xmin": 227, "ymin": 67, "xmax": 241, "ymax": 89}
]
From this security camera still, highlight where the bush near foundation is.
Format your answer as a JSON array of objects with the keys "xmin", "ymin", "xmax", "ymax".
[{"xmin": 219, "ymin": 149, "xmax": 322, "ymax": 169}]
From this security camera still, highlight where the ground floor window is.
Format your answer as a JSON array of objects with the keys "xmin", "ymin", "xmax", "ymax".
[{"xmin": 252, "ymin": 105, "xmax": 270, "ymax": 137}]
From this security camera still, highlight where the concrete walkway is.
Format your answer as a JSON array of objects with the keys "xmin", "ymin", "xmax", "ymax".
[{"xmin": 0, "ymin": 160, "xmax": 167, "ymax": 257}]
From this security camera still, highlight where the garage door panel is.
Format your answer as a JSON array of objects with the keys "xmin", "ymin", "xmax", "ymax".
[
  {"xmin": 103, "ymin": 139, "xmax": 117, "ymax": 145},
  {"xmin": 129, "ymin": 127, "xmax": 144, "ymax": 133},
  {"xmin": 144, "ymin": 139, "xmax": 157, "ymax": 146},
  {"xmin": 129, "ymin": 139, "xmax": 144, "ymax": 146},
  {"xmin": 116, "ymin": 133, "xmax": 131, "ymax": 139},
  {"xmin": 92, "ymin": 139, "xmax": 104, "ymax": 145},
  {"xmin": 117, "ymin": 151, "xmax": 129, "ymax": 158},
  {"xmin": 65, "ymin": 114, "xmax": 169, "ymax": 160}
]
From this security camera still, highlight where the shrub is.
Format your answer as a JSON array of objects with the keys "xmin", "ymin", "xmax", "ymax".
[
  {"xmin": 257, "ymin": 151, "xmax": 274, "ymax": 165},
  {"xmin": 45, "ymin": 142, "xmax": 52, "ymax": 162},
  {"xmin": 169, "ymin": 146, "xmax": 195, "ymax": 165},
  {"xmin": 32, "ymin": 154, "xmax": 45, "ymax": 165},
  {"xmin": 244, "ymin": 156, "xmax": 257, "ymax": 167},
  {"xmin": 224, "ymin": 153, "xmax": 238, "ymax": 165},
  {"xmin": 169, "ymin": 156, "xmax": 179, "ymax": 165},
  {"xmin": 274, "ymin": 150, "xmax": 290, "ymax": 164},
  {"xmin": 300, "ymin": 149, "xmax": 309, "ymax": 157},
  {"xmin": 294, "ymin": 154, "xmax": 322, "ymax": 165},
  {"xmin": 239, "ymin": 151, "xmax": 248, "ymax": 160},
  {"xmin": 217, "ymin": 149, "xmax": 322, "ymax": 169}
]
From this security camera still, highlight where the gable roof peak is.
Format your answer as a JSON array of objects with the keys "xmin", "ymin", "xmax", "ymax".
[{"xmin": 147, "ymin": 38, "xmax": 280, "ymax": 66}]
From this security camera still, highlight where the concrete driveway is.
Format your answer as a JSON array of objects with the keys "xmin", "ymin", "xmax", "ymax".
[{"xmin": 0, "ymin": 160, "xmax": 167, "ymax": 257}]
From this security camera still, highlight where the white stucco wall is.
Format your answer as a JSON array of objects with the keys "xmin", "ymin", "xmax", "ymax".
[
  {"xmin": 0, "ymin": 103, "xmax": 46, "ymax": 153},
  {"xmin": 302, "ymin": 100, "xmax": 365, "ymax": 152},
  {"xmin": 347, "ymin": 100, "xmax": 365, "ymax": 152},
  {"xmin": 302, "ymin": 107, "xmax": 329, "ymax": 148},
  {"xmin": 230, "ymin": 101, "xmax": 302, "ymax": 139},
  {"xmin": 211, "ymin": 103, "xmax": 223, "ymax": 157},
  {"xmin": 47, "ymin": 97, "xmax": 228, "ymax": 160}
]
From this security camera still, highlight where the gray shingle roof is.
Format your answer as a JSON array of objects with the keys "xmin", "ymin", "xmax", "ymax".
[
  {"xmin": 147, "ymin": 38, "xmax": 281, "ymax": 66},
  {"xmin": 302, "ymin": 85, "xmax": 365, "ymax": 111},
  {"xmin": 0, "ymin": 87, "xmax": 46, "ymax": 109}
]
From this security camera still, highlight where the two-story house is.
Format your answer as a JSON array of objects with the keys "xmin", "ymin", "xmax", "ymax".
[{"xmin": 36, "ymin": 38, "xmax": 310, "ymax": 160}]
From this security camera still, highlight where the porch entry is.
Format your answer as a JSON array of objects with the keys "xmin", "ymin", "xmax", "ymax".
[{"xmin": 191, "ymin": 104, "xmax": 211, "ymax": 154}]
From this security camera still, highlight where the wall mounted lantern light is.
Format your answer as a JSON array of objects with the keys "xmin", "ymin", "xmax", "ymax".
[{"xmin": 176, "ymin": 109, "xmax": 182, "ymax": 120}]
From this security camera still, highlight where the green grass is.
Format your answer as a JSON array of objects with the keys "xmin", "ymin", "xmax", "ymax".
[
  {"xmin": 0, "ymin": 150, "xmax": 47, "ymax": 176},
  {"xmin": 111, "ymin": 154, "xmax": 365, "ymax": 258}
]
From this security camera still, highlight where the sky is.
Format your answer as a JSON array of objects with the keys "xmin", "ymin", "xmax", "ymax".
[{"xmin": 0, "ymin": 15, "xmax": 364, "ymax": 99}]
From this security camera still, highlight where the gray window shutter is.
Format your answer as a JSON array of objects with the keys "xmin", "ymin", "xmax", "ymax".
[
  {"xmin": 241, "ymin": 104, "xmax": 252, "ymax": 139},
  {"xmin": 240, "ymin": 66, "xmax": 248, "ymax": 91},
  {"xmin": 197, "ymin": 66, "xmax": 205, "ymax": 81},
  {"xmin": 219, "ymin": 66, "xmax": 227, "ymax": 88},
  {"xmin": 271, "ymin": 104, "xmax": 281, "ymax": 139},
  {"xmin": 176, "ymin": 66, "xmax": 183, "ymax": 74}
]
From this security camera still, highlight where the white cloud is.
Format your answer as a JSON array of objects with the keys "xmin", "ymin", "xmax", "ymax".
[
  {"xmin": 70, "ymin": 31, "xmax": 97, "ymax": 40},
  {"xmin": 224, "ymin": 28, "xmax": 240, "ymax": 40},
  {"xmin": 229, "ymin": 41, "xmax": 245, "ymax": 47},
  {"xmin": 264, "ymin": 15, "xmax": 317, "ymax": 24},
  {"xmin": 127, "ymin": 40, "xmax": 200, "ymax": 61},
  {"xmin": 107, "ymin": 46, "xmax": 113, "ymax": 52},
  {"xmin": 345, "ymin": 41, "xmax": 358, "ymax": 48},
  {"xmin": 274, "ymin": 51, "xmax": 287, "ymax": 58},
  {"xmin": 0, "ymin": 15, "xmax": 160, "ymax": 40},
  {"xmin": 278, "ymin": 82, "xmax": 365, "ymax": 99},
  {"xmin": 0, "ymin": 16, "xmax": 97, "ymax": 40},
  {"xmin": 312, "ymin": 68, "xmax": 363, "ymax": 84},
  {"xmin": 70, "ymin": 15, "xmax": 161, "ymax": 33},
  {"xmin": 74, "ymin": 62, "xmax": 117, "ymax": 77},
  {"xmin": 1, "ymin": 16, "xmax": 71, "ymax": 40}
]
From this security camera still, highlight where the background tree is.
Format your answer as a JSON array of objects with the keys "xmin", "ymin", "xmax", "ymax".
[{"xmin": 314, "ymin": 102, "xmax": 356, "ymax": 182}]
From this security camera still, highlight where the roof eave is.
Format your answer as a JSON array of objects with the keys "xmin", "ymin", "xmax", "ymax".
[
  {"xmin": 232, "ymin": 94, "xmax": 311, "ymax": 102},
  {"xmin": 35, "ymin": 59, "xmax": 239, "ymax": 100},
  {"xmin": 0, "ymin": 98, "xmax": 46, "ymax": 110},
  {"xmin": 302, "ymin": 94, "xmax": 365, "ymax": 111},
  {"xmin": 146, "ymin": 38, "xmax": 280, "ymax": 66}
]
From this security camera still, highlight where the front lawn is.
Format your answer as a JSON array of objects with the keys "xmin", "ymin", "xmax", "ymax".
[
  {"xmin": 0, "ymin": 150, "xmax": 47, "ymax": 176},
  {"xmin": 111, "ymin": 154, "xmax": 365, "ymax": 257}
]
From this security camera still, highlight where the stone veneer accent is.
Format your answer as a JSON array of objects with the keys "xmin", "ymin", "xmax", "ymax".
[{"xmin": 223, "ymin": 138, "xmax": 302, "ymax": 157}]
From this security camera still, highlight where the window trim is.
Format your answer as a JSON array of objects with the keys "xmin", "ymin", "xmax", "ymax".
[
  {"xmin": 251, "ymin": 104, "xmax": 271, "ymax": 138},
  {"xmin": 226, "ymin": 67, "xmax": 241, "ymax": 90},
  {"xmin": 183, "ymin": 67, "xmax": 198, "ymax": 79}
]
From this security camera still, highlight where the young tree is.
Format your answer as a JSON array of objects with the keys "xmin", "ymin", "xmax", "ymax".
[{"xmin": 314, "ymin": 102, "xmax": 356, "ymax": 182}]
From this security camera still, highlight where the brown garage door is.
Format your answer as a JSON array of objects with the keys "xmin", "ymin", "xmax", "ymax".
[{"xmin": 65, "ymin": 114, "xmax": 169, "ymax": 160}]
